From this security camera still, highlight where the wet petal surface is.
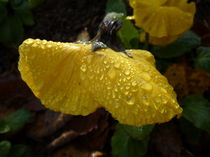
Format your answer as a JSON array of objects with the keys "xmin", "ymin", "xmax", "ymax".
[{"xmin": 18, "ymin": 39, "xmax": 182, "ymax": 126}]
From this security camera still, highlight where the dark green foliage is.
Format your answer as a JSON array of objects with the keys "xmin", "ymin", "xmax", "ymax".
[
  {"xmin": 182, "ymin": 95, "xmax": 210, "ymax": 133},
  {"xmin": 152, "ymin": 31, "xmax": 201, "ymax": 59},
  {"xmin": 0, "ymin": 141, "xmax": 36, "ymax": 157},
  {"xmin": 106, "ymin": 0, "xmax": 126, "ymax": 15},
  {"xmin": 7, "ymin": 144, "xmax": 35, "ymax": 157},
  {"xmin": 117, "ymin": 19, "xmax": 140, "ymax": 49},
  {"xmin": 121, "ymin": 124, "xmax": 154, "ymax": 140},
  {"xmin": 0, "ymin": 0, "xmax": 36, "ymax": 46},
  {"xmin": 194, "ymin": 46, "xmax": 210, "ymax": 72},
  {"xmin": 0, "ymin": 109, "xmax": 32, "ymax": 134},
  {"xmin": 111, "ymin": 124, "xmax": 154, "ymax": 157},
  {"xmin": 0, "ymin": 141, "xmax": 11, "ymax": 157}
]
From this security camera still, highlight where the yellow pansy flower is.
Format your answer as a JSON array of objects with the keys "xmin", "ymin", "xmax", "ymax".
[
  {"xmin": 18, "ymin": 39, "xmax": 182, "ymax": 126},
  {"xmin": 130, "ymin": 0, "xmax": 196, "ymax": 45}
]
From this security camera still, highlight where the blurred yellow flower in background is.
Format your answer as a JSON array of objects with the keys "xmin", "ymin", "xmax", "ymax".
[
  {"xmin": 130, "ymin": 0, "xmax": 196, "ymax": 45},
  {"xmin": 18, "ymin": 39, "xmax": 182, "ymax": 126}
]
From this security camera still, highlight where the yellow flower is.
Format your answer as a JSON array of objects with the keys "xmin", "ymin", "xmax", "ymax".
[
  {"xmin": 130, "ymin": 0, "xmax": 196, "ymax": 45},
  {"xmin": 18, "ymin": 39, "xmax": 182, "ymax": 126}
]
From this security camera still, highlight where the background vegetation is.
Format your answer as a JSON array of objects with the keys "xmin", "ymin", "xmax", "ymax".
[{"xmin": 0, "ymin": 0, "xmax": 210, "ymax": 157}]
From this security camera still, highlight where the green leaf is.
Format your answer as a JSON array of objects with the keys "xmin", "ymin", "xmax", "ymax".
[
  {"xmin": 194, "ymin": 46, "xmax": 210, "ymax": 73},
  {"xmin": 106, "ymin": 0, "xmax": 127, "ymax": 15},
  {"xmin": 0, "ymin": 140, "xmax": 11, "ymax": 157},
  {"xmin": 11, "ymin": 0, "xmax": 34, "ymax": 26},
  {"xmin": 0, "ymin": 0, "xmax": 8, "ymax": 2},
  {"xmin": 122, "ymin": 124, "xmax": 154, "ymax": 140},
  {"xmin": 0, "ymin": 109, "xmax": 31, "ymax": 134},
  {"xmin": 155, "ymin": 59, "xmax": 175, "ymax": 73},
  {"xmin": 27, "ymin": 0, "xmax": 43, "ymax": 8},
  {"xmin": 111, "ymin": 124, "xmax": 149, "ymax": 157},
  {"xmin": 152, "ymin": 31, "xmax": 201, "ymax": 59},
  {"xmin": 117, "ymin": 18, "xmax": 139, "ymax": 49},
  {"xmin": 10, "ymin": 0, "xmax": 29, "ymax": 9},
  {"xmin": 0, "ymin": 3, "xmax": 7, "ymax": 22},
  {"xmin": 15, "ymin": 9, "xmax": 34, "ymax": 26},
  {"xmin": 181, "ymin": 95, "xmax": 210, "ymax": 133},
  {"xmin": 179, "ymin": 118, "xmax": 202, "ymax": 147},
  {"xmin": 0, "ymin": 15, "xmax": 24, "ymax": 46},
  {"xmin": 8, "ymin": 145, "xmax": 35, "ymax": 157}
]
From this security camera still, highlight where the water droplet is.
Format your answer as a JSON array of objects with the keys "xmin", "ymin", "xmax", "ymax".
[
  {"xmin": 80, "ymin": 73, "xmax": 85, "ymax": 80},
  {"xmin": 132, "ymin": 81, "xmax": 138, "ymax": 87},
  {"xmin": 42, "ymin": 40, "xmax": 47, "ymax": 44},
  {"xmin": 160, "ymin": 109, "xmax": 165, "ymax": 114},
  {"xmin": 32, "ymin": 43, "xmax": 38, "ymax": 48},
  {"xmin": 80, "ymin": 64, "xmax": 87, "ymax": 72},
  {"xmin": 124, "ymin": 70, "xmax": 130, "ymax": 75},
  {"xmin": 96, "ymin": 69, "xmax": 100, "ymax": 74},
  {"xmin": 86, "ymin": 55, "xmax": 93, "ymax": 64},
  {"xmin": 141, "ymin": 83, "xmax": 153, "ymax": 91},
  {"xmin": 114, "ymin": 62, "xmax": 121, "ymax": 68},
  {"xmin": 107, "ymin": 86, "xmax": 111, "ymax": 90},
  {"xmin": 127, "ymin": 96, "xmax": 135, "ymax": 105},
  {"xmin": 154, "ymin": 104, "xmax": 158, "ymax": 110},
  {"xmin": 47, "ymin": 44, "xmax": 52, "ymax": 48},
  {"xmin": 175, "ymin": 105, "xmax": 179, "ymax": 109},
  {"xmin": 132, "ymin": 88, "xmax": 138, "ymax": 92},
  {"xmin": 142, "ymin": 99, "xmax": 149, "ymax": 106},
  {"xmin": 99, "ymin": 75, "xmax": 104, "ymax": 80},
  {"xmin": 161, "ymin": 88, "xmax": 167, "ymax": 94},
  {"xmin": 89, "ymin": 75, "xmax": 94, "ymax": 80},
  {"xmin": 108, "ymin": 68, "xmax": 116, "ymax": 80},
  {"xmin": 115, "ymin": 104, "xmax": 119, "ymax": 109},
  {"xmin": 25, "ymin": 39, "xmax": 33, "ymax": 45},
  {"xmin": 125, "ymin": 86, "xmax": 130, "ymax": 90},
  {"xmin": 162, "ymin": 99, "xmax": 168, "ymax": 104},
  {"xmin": 141, "ymin": 73, "xmax": 151, "ymax": 81},
  {"xmin": 124, "ymin": 91, "xmax": 129, "ymax": 95}
]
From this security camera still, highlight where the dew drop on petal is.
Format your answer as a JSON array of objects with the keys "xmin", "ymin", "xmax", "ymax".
[
  {"xmin": 99, "ymin": 75, "xmax": 104, "ymax": 80},
  {"xmin": 107, "ymin": 86, "xmax": 111, "ymax": 90},
  {"xmin": 127, "ymin": 96, "xmax": 135, "ymax": 105},
  {"xmin": 124, "ymin": 70, "xmax": 130, "ymax": 75},
  {"xmin": 114, "ymin": 62, "xmax": 121, "ymax": 68},
  {"xmin": 142, "ymin": 99, "xmax": 149, "ymax": 106},
  {"xmin": 162, "ymin": 98, "xmax": 168, "ymax": 104},
  {"xmin": 132, "ymin": 81, "xmax": 138, "ymax": 87},
  {"xmin": 108, "ymin": 68, "xmax": 116, "ymax": 80},
  {"xmin": 141, "ymin": 83, "xmax": 153, "ymax": 91},
  {"xmin": 86, "ymin": 55, "xmax": 93, "ymax": 64},
  {"xmin": 124, "ymin": 91, "xmax": 129, "ymax": 95},
  {"xmin": 25, "ymin": 39, "xmax": 34, "ymax": 45},
  {"xmin": 80, "ymin": 64, "xmax": 87, "ymax": 72},
  {"xmin": 161, "ymin": 88, "xmax": 167, "ymax": 94},
  {"xmin": 141, "ymin": 72, "xmax": 151, "ymax": 81}
]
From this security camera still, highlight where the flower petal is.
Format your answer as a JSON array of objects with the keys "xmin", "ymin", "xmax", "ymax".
[
  {"xmin": 130, "ymin": 0, "xmax": 195, "ymax": 38},
  {"xmin": 18, "ymin": 39, "xmax": 182, "ymax": 126}
]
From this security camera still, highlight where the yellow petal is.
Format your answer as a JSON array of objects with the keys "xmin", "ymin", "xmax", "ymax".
[
  {"xmin": 130, "ymin": 0, "xmax": 195, "ymax": 38},
  {"xmin": 18, "ymin": 39, "xmax": 182, "ymax": 126},
  {"xmin": 140, "ymin": 32, "xmax": 182, "ymax": 46}
]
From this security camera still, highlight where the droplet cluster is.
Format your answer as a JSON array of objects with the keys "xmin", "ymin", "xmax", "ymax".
[{"xmin": 18, "ymin": 38, "xmax": 183, "ymax": 127}]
